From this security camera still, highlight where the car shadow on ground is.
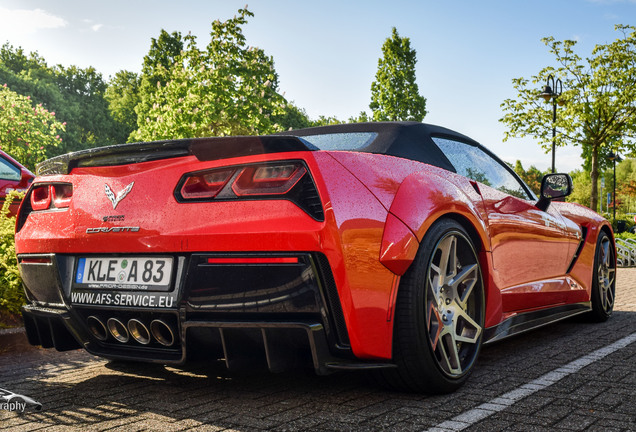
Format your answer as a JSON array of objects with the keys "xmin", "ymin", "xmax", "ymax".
[{"xmin": 2, "ymin": 309, "xmax": 633, "ymax": 430}]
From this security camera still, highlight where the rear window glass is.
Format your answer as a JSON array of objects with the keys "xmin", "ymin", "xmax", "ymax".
[{"xmin": 297, "ymin": 132, "xmax": 378, "ymax": 151}]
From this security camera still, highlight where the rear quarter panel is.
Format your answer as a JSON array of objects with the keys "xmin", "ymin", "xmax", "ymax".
[{"xmin": 323, "ymin": 152, "xmax": 502, "ymax": 335}]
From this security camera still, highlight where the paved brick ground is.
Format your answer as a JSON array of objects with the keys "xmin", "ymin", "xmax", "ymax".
[{"xmin": 1, "ymin": 269, "xmax": 635, "ymax": 431}]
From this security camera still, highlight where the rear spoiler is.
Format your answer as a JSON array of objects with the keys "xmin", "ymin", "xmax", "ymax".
[{"xmin": 37, "ymin": 135, "xmax": 316, "ymax": 175}]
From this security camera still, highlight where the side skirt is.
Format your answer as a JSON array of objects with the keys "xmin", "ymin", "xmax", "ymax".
[{"xmin": 483, "ymin": 302, "xmax": 591, "ymax": 345}]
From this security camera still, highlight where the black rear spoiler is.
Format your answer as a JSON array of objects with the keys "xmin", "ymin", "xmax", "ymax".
[{"xmin": 37, "ymin": 135, "xmax": 316, "ymax": 175}]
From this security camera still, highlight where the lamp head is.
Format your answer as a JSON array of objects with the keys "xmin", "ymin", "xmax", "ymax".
[{"xmin": 539, "ymin": 85, "xmax": 554, "ymax": 102}]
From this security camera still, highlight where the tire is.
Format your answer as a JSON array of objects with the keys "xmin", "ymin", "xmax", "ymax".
[
  {"xmin": 587, "ymin": 231, "xmax": 616, "ymax": 322},
  {"xmin": 378, "ymin": 218, "xmax": 485, "ymax": 393}
]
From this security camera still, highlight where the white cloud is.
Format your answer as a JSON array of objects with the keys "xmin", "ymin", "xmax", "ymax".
[
  {"xmin": 82, "ymin": 19, "xmax": 104, "ymax": 33},
  {"xmin": 0, "ymin": 7, "xmax": 67, "ymax": 35}
]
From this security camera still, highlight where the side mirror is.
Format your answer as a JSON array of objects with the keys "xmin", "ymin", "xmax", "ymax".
[{"xmin": 536, "ymin": 173, "xmax": 572, "ymax": 211}]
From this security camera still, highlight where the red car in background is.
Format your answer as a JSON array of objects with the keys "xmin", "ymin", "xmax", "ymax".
[
  {"xmin": 15, "ymin": 122, "xmax": 615, "ymax": 393},
  {"xmin": 0, "ymin": 150, "xmax": 34, "ymax": 215}
]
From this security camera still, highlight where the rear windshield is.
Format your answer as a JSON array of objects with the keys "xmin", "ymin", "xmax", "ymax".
[{"xmin": 297, "ymin": 132, "xmax": 378, "ymax": 151}]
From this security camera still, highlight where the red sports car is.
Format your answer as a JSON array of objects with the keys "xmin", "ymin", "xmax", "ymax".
[
  {"xmin": 16, "ymin": 122, "xmax": 615, "ymax": 393},
  {"xmin": 0, "ymin": 149, "xmax": 34, "ymax": 215}
]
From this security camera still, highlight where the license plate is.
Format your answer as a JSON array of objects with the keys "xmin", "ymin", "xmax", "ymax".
[{"xmin": 74, "ymin": 257, "xmax": 173, "ymax": 291}]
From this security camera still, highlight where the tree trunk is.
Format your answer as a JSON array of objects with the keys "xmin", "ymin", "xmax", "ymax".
[{"xmin": 589, "ymin": 144, "xmax": 599, "ymax": 212}]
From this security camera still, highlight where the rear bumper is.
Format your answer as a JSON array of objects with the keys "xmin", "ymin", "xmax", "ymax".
[
  {"xmin": 22, "ymin": 304, "xmax": 360, "ymax": 374},
  {"xmin": 19, "ymin": 252, "xmax": 394, "ymax": 373}
]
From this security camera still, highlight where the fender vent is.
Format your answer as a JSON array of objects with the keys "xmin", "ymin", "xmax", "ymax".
[
  {"xmin": 315, "ymin": 253, "xmax": 349, "ymax": 347},
  {"xmin": 295, "ymin": 174, "xmax": 324, "ymax": 222}
]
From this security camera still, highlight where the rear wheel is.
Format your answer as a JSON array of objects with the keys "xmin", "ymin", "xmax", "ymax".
[
  {"xmin": 379, "ymin": 219, "xmax": 485, "ymax": 393},
  {"xmin": 588, "ymin": 231, "xmax": 616, "ymax": 322}
]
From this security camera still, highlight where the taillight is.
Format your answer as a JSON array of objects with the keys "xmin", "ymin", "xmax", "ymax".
[
  {"xmin": 30, "ymin": 185, "xmax": 52, "ymax": 211},
  {"xmin": 175, "ymin": 161, "xmax": 324, "ymax": 221},
  {"xmin": 232, "ymin": 164, "xmax": 306, "ymax": 196},
  {"xmin": 28, "ymin": 183, "xmax": 73, "ymax": 211},
  {"xmin": 180, "ymin": 168, "xmax": 235, "ymax": 199},
  {"xmin": 53, "ymin": 184, "xmax": 73, "ymax": 208}
]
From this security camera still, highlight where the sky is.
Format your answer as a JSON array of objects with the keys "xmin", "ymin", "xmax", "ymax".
[{"xmin": 0, "ymin": 0, "xmax": 634, "ymax": 172}]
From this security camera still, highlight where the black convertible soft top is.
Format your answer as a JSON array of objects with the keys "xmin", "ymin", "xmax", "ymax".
[
  {"xmin": 289, "ymin": 121, "xmax": 475, "ymax": 173},
  {"xmin": 37, "ymin": 122, "xmax": 474, "ymax": 175}
]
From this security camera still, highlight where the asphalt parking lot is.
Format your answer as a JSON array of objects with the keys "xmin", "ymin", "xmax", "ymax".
[{"xmin": 1, "ymin": 269, "xmax": 635, "ymax": 431}]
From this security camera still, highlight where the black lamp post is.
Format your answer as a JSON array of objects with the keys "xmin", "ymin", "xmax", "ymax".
[
  {"xmin": 539, "ymin": 74, "xmax": 563, "ymax": 174},
  {"xmin": 608, "ymin": 151, "xmax": 622, "ymax": 224}
]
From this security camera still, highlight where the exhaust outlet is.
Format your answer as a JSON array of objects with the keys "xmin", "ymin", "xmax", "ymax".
[
  {"xmin": 87, "ymin": 316, "xmax": 108, "ymax": 341},
  {"xmin": 107, "ymin": 318, "xmax": 130, "ymax": 343},
  {"xmin": 150, "ymin": 320, "xmax": 175, "ymax": 346},
  {"xmin": 128, "ymin": 319, "xmax": 151, "ymax": 345}
]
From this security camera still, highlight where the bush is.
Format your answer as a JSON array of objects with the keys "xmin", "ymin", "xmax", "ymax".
[
  {"xmin": 615, "ymin": 231, "xmax": 636, "ymax": 240},
  {"xmin": 606, "ymin": 213, "xmax": 636, "ymax": 233},
  {"xmin": 0, "ymin": 83, "xmax": 65, "ymax": 171},
  {"xmin": 0, "ymin": 191, "xmax": 25, "ymax": 315}
]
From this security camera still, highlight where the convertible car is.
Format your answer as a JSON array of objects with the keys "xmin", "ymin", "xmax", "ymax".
[{"xmin": 15, "ymin": 122, "xmax": 615, "ymax": 393}]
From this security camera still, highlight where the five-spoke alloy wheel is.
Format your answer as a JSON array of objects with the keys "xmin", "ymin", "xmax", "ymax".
[
  {"xmin": 589, "ymin": 231, "xmax": 616, "ymax": 322},
  {"xmin": 425, "ymin": 226, "xmax": 483, "ymax": 378},
  {"xmin": 380, "ymin": 219, "xmax": 484, "ymax": 393}
]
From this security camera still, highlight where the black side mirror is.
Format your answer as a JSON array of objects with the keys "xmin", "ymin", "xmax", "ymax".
[{"xmin": 536, "ymin": 173, "xmax": 573, "ymax": 211}]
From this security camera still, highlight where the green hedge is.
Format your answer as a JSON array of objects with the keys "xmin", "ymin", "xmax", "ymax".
[
  {"xmin": 601, "ymin": 213, "xmax": 636, "ymax": 234},
  {"xmin": 0, "ymin": 192, "xmax": 25, "ymax": 314},
  {"xmin": 615, "ymin": 231, "xmax": 636, "ymax": 240}
]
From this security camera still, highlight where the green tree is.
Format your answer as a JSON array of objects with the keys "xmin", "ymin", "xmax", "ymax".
[
  {"xmin": 616, "ymin": 157, "xmax": 636, "ymax": 186},
  {"xmin": 369, "ymin": 27, "xmax": 427, "ymax": 122},
  {"xmin": 348, "ymin": 111, "xmax": 370, "ymax": 123},
  {"xmin": 132, "ymin": 30, "xmax": 183, "ymax": 142},
  {"xmin": 105, "ymin": 70, "xmax": 141, "ymax": 142},
  {"xmin": 513, "ymin": 160, "xmax": 549, "ymax": 195},
  {"xmin": 0, "ymin": 43, "xmax": 124, "ymax": 155},
  {"xmin": 309, "ymin": 115, "xmax": 343, "ymax": 127},
  {"xmin": 132, "ymin": 8, "xmax": 286, "ymax": 140},
  {"xmin": 568, "ymin": 170, "xmax": 593, "ymax": 208},
  {"xmin": 141, "ymin": 30, "xmax": 184, "ymax": 88},
  {"xmin": 54, "ymin": 64, "xmax": 119, "ymax": 152},
  {"xmin": 614, "ymin": 157, "xmax": 636, "ymax": 213},
  {"xmin": 272, "ymin": 102, "xmax": 311, "ymax": 131},
  {"xmin": 500, "ymin": 25, "xmax": 636, "ymax": 212},
  {"xmin": 0, "ymin": 84, "xmax": 64, "ymax": 169}
]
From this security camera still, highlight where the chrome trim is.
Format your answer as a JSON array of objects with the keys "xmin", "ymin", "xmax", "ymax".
[
  {"xmin": 86, "ymin": 316, "xmax": 108, "ymax": 341},
  {"xmin": 107, "ymin": 318, "xmax": 129, "ymax": 343},
  {"xmin": 128, "ymin": 319, "xmax": 151, "ymax": 345},
  {"xmin": 150, "ymin": 320, "xmax": 175, "ymax": 347}
]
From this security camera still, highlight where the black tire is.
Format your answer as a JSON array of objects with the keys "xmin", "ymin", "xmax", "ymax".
[
  {"xmin": 378, "ymin": 218, "xmax": 485, "ymax": 393},
  {"xmin": 587, "ymin": 230, "xmax": 616, "ymax": 322}
]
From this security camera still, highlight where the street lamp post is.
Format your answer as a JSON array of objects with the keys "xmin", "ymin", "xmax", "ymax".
[{"xmin": 539, "ymin": 74, "xmax": 563, "ymax": 174}]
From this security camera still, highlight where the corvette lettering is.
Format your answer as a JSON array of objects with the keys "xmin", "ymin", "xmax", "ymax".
[{"xmin": 86, "ymin": 227, "xmax": 140, "ymax": 234}]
